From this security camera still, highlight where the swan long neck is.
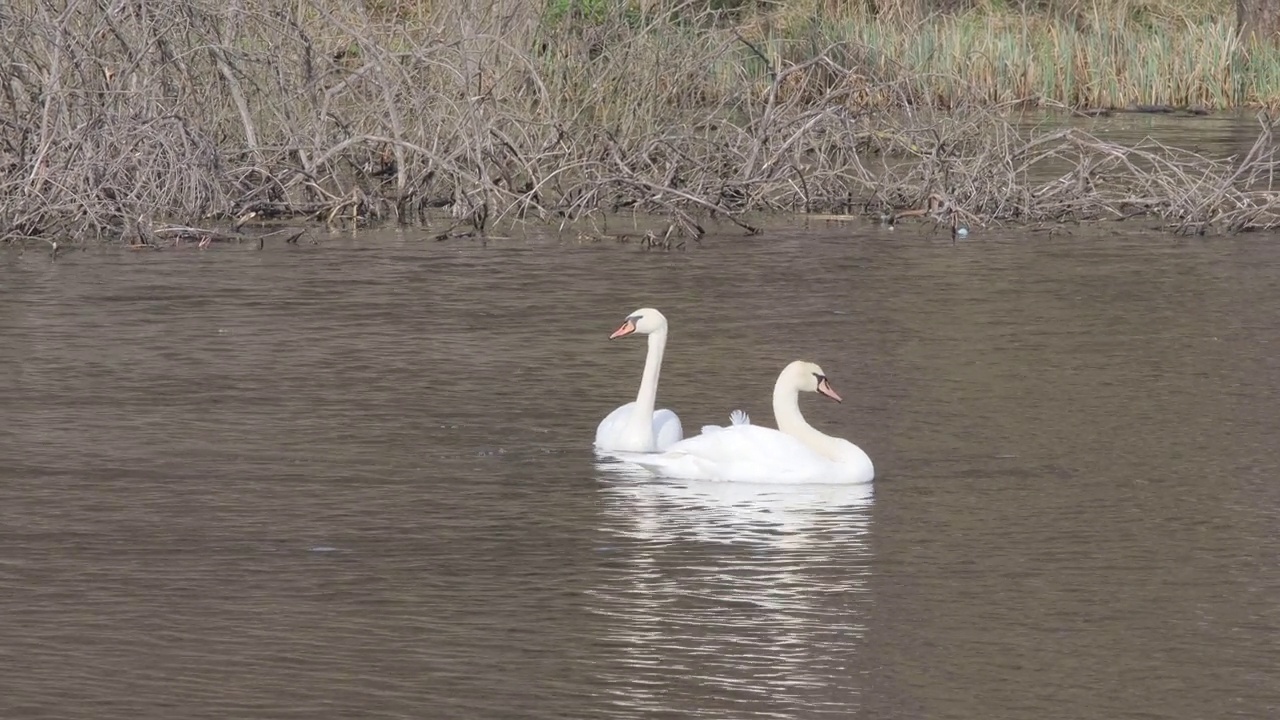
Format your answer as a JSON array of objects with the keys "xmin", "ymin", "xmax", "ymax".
[
  {"xmin": 773, "ymin": 373, "xmax": 839, "ymax": 459},
  {"xmin": 628, "ymin": 327, "xmax": 666, "ymax": 431}
]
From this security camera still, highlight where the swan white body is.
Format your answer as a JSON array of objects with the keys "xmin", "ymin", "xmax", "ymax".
[
  {"xmin": 618, "ymin": 361, "xmax": 874, "ymax": 484},
  {"xmin": 595, "ymin": 308, "xmax": 684, "ymax": 453}
]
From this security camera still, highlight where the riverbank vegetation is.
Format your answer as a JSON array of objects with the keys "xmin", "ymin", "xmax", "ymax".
[{"xmin": 5, "ymin": 0, "xmax": 1280, "ymax": 248}]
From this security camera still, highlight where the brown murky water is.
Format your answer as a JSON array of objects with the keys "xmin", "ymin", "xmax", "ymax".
[{"xmin": 2, "ymin": 220, "xmax": 1278, "ymax": 719}]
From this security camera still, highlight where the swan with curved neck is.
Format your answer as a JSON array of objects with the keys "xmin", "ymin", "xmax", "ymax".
[
  {"xmin": 594, "ymin": 308, "xmax": 683, "ymax": 453},
  {"xmin": 618, "ymin": 360, "xmax": 873, "ymax": 484}
]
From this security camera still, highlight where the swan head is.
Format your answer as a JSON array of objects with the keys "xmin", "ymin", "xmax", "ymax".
[
  {"xmin": 783, "ymin": 360, "xmax": 842, "ymax": 403},
  {"xmin": 609, "ymin": 307, "xmax": 668, "ymax": 339}
]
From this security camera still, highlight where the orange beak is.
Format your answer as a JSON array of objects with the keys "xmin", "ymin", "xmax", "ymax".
[
  {"xmin": 609, "ymin": 319, "xmax": 637, "ymax": 339},
  {"xmin": 817, "ymin": 377, "xmax": 843, "ymax": 403}
]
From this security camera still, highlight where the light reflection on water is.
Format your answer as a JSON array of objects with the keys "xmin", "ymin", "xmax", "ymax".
[{"xmin": 590, "ymin": 458, "xmax": 875, "ymax": 718}]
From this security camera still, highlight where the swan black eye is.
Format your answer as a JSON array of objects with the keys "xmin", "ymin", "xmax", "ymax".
[
  {"xmin": 627, "ymin": 314, "xmax": 642, "ymax": 322},
  {"xmin": 813, "ymin": 372, "xmax": 825, "ymax": 381}
]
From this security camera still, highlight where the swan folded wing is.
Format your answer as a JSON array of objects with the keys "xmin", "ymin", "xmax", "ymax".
[
  {"xmin": 597, "ymin": 402, "xmax": 684, "ymax": 452},
  {"xmin": 626, "ymin": 425, "xmax": 845, "ymax": 483},
  {"xmin": 654, "ymin": 408, "xmax": 683, "ymax": 450},
  {"xmin": 594, "ymin": 402, "xmax": 637, "ymax": 449}
]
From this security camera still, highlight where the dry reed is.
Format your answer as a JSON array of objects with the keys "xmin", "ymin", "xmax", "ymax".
[
  {"xmin": 3, "ymin": 0, "xmax": 1280, "ymax": 248},
  {"xmin": 751, "ymin": 0, "xmax": 1261, "ymax": 112}
]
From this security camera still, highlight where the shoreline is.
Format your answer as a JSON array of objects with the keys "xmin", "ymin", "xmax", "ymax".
[{"xmin": 3, "ymin": 0, "xmax": 1274, "ymax": 246}]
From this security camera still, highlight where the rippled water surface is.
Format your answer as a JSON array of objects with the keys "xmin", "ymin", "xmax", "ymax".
[{"xmin": 2, "ymin": 221, "xmax": 1278, "ymax": 719}]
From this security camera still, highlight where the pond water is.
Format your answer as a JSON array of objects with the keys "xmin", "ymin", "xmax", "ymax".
[{"xmin": 2, "ymin": 219, "xmax": 1278, "ymax": 719}]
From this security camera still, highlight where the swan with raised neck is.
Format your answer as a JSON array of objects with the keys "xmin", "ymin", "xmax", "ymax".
[
  {"xmin": 594, "ymin": 308, "xmax": 683, "ymax": 453},
  {"xmin": 772, "ymin": 360, "xmax": 854, "ymax": 462},
  {"xmin": 612, "ymin": 359, "xmax": 873, "ymax": 484}
]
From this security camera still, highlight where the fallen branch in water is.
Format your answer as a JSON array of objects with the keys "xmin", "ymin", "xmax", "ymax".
[{"xmin": 125, "ymin": 224, "xmax": 308, "ymax": 249}]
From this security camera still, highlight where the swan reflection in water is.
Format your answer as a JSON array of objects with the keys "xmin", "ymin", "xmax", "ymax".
[{"xmin": 589, "ymin": 458, "xmax": 875, "ymax": 718}]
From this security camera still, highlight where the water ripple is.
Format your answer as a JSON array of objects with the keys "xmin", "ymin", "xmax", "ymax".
[
  {"xmin": 3, "ymin": 229, "xmax": 1279, "ymax": 719},
  {"xmin": 588, "ymin": 463, "xmax": 875, "ymax": 718}
]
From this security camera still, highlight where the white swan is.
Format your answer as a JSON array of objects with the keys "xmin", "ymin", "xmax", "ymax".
[
  {"xmin": 616, "ymin": 360, "xmax": 874, "ymax": 484},
  {"xmin": 594, "ymin": 308, "xmax": 684, "ymax": 453}
]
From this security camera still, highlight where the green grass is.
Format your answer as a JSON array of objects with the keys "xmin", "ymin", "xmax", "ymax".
[{"xmin": 728, "ymin": 4, "xmax": 1270, "ymax": 110}]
